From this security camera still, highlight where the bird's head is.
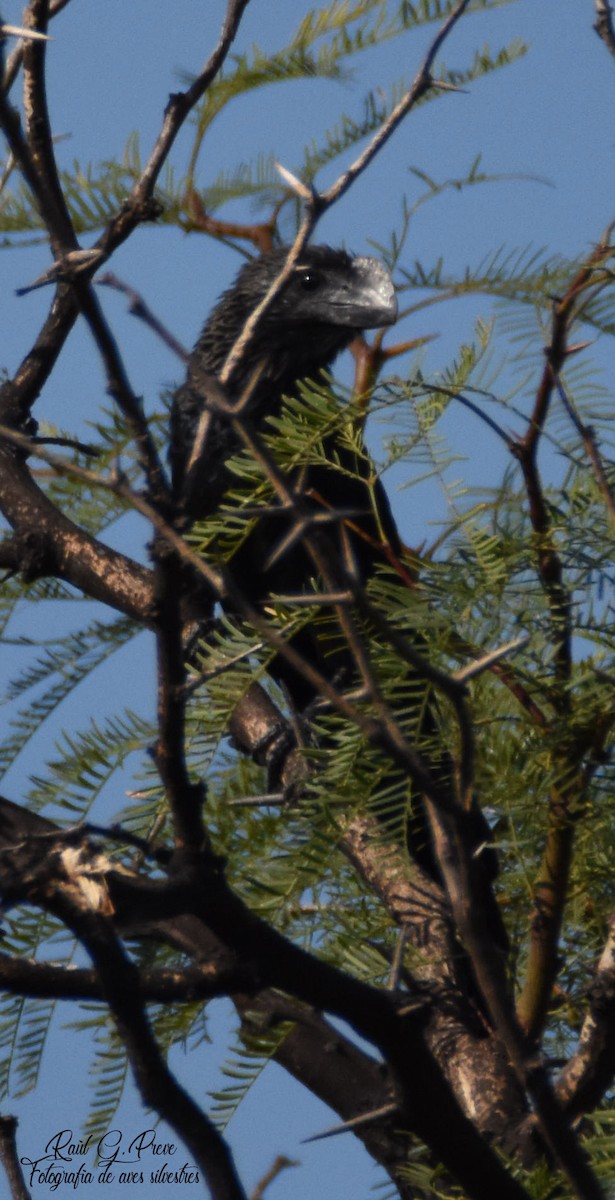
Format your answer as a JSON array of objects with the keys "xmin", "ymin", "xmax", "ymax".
[
  {"xmin": 245, "ymin": 243, "xmax": 398, "ymax": 331},
  {"xmin": 175, "ymin": 245, "xmax": 397, "ymax": 514},
  {"xmin": 229, "ymin": 244, "xmax": 397, "ymax": 333},
  {"xmin": 197, "ymin": 245, "xmax": 398, "ymax": 389}
]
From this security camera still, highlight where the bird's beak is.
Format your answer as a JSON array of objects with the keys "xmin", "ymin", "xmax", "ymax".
[{"xmin": 344, "ymin": 257, "xmax": 398, "ymax": 329}]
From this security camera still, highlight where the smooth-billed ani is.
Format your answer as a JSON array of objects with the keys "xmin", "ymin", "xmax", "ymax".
[
  {"xmin": 171, "ymin": 245, "xmax": 397, "ymax": 512},
  {"xmin": 170, "ymin": 246, "xmax": 504, "ymax": 936},
  {"xmin": 170, "ymin": 244, "xmax": 400, "ymax": 707}
]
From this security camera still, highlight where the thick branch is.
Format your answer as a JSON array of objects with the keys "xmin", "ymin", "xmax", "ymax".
[
  {"xmin": 0, "ymin": 949, "xmax": 251, "ymax": 1003},
  {"xmin": 0, "ymin": 449, "xmax": 154, "ymax": 621},
  {"xmin": 22, "ymin": 0, "xmax": 77, "ymax": 252},
  {"xmin": 556, "ymin": 912, "xmax": 615, "ymax": 1116},
  {"xmin": 0, "ymin": 1116, "xmax": 30, "ymax": 1200},
  {"xmin": 152, "ymin": 541, "xmax": 210, "ymax": 850},
  {"xmin": 0, "ymin": 805, "xmax": 531, "ymax": 1200},
  {"xmin": 71, "ymin": 911, "xmax": 247, "ymax": 1200},
  {"xmin": 0, "ymin": 0, "xmax": 251, "ymax": 430},
  {"xmin": 516, "ymin": 767, "xmax": 584, "ymax": 1039},
  {"xmin": 234, "ymin": 992, "xmax": 410, "ymax": 1189}
]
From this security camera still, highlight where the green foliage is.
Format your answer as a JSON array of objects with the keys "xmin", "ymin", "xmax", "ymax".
[
  {"xmin": 0, "ymin": 909, "xmax": 69, "ymax": 1099},
  {"xmin": 0, "ymin": 137, "xmax": 147, "ymax": 244},
  {"xmin": 0, "ymin": 618, "xmax": 138, "ymax": 785},
  {"xmin": 174, "ymin": 255, "xmax": 615, "ymax": 1126},
  {"xmin": 4, "ymin": 0, "xmax": 615, "ymax": 1188},
  {"xmin": 209, "ymin": 1015, "xmax": 295, "ymax": 1131},
  {"xmin": 0, "ymin": 0, "xmax": 525, "ymax": 243},
  {"xmin": 80, "ymin": 1015, "xmax": 131, "ymax": 1140}
]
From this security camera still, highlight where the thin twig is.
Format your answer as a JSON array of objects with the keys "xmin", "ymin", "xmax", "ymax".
[
  {"xmin": 184, "ymin": 640, "xmax": 266, "ymax": 693},
  {"xmin": 554, "ymin": 372, "xmax": 615, "ymax": 525},
  {"xmin": 303, "ymin": 1103, "xmax": 397, "ymax": 1143},
  {"xmin": 226, "ymin": 793, "xmax": 285, "ymax": 808},
  {"xmin": 74, "ymin": 282, "xmax": 169, "ymax": 503},
  {"xmin": 182, "ymin": 188, "xmax": 279, "ymax": 254},
  {"xmin": 3, "ymin": 0, "xmax": 71, "ymax": 92},
  {"xmin": 249, "ymin": 1156, "xmax": 299, "ymax": 1200},
  {"xmin": 97, "ymin": 273, "xmax": 190, "ymax": 364},
  {"xmin": 127, "ymin": 0, "xmax": 252, "ymax": 209},
  {"xmin": 0, "ymin": 0, "xmax": 251, "ymax": 430},
  {"xmin": 511, "ymin": 231, "xmax": 615, "ymax": 1049},
  {"xmin": 1, "ymin": 23, "xmax": 51, "ymax": 40},
  {"xmin": 215, "ymin": 0, "xmax": 473, "ymax": 393},
  {"xmin": 454, "ymin": 636, "xmax": 529, "ymax": 684},
  {"xmin": 321, "ymin": 0, "xmax": 472, "ymax": 209},
  {"xmin": 441, "ymin": 385, "xmax": 515, "ymax": 448}
]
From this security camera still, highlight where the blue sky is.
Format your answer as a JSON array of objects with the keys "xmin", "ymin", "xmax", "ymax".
[{"xmin": 1, "ymin": 2, "xmax": 615, "ymax": 1198}]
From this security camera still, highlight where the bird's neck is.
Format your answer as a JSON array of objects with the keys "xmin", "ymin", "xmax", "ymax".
[{"xmin": 196, "ymin": 321, "xmax": 356, "ymax": 415}]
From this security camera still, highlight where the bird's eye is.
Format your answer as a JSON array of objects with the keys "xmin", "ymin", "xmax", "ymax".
[{"xmin": 298, "ymin": 270, "xmax": 321, "ymax": 291}]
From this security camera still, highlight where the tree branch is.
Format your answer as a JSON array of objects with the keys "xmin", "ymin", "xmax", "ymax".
[
  {"xmin": 594, "ymin": 0, "xmax": 615, "ymax": 59},
  {"xmin": 72, "ymin": 912, "xmax": 247, "ymax": 1200},
  {"xmin": 0, "ymin": 446, "xmax": 154, "ymax": 620},
  {"xmin": 320, "ymin": 0, "xmax": 472, "ymax": 210},
  {"xmin": 0, "ymin": 949, "xmax": 252, "ymax": 1004},
  {"xmin": 2, "ymin": 0, "xmax": 72, "ymax": 93},
  {"xmin": 0, "ymin": 0, "xmax": 251, "ymax": 429},
  {"xmin": 556, "ymin": 911, "xmax": 615, "ymax": 1116},
  {"xmin": 22, "ymin": 0, "xmax": 77, "ymax": 252},
  {"xmin": 0, "ymin": 801, "xmax": 532, "ymax": 1200},
  {"xmin": 513, "ymin": 229, "xmax": 615, "ymax": 1042},
  {"xmin": 0, "ymin": 1116, "xmax": 30, "ymax": 1200},
  {"xmin": 125, "ymin": 0, "xmax": 253, "ymax": 210},
  {"xmin": 73, "ymin": 282, "xmax": 169, "ymax": 504}
]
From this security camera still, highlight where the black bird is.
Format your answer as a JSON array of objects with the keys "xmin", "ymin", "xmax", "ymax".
[
  {"xmin": 0, "ymin": 250, "xmax": 506, "ymax": 963},
  {"xmin": 171, "ymin": 245, "xmax": 398, "ymax": 516},
  {"xmin": 170, "ymin": 246, "xmax": 505, "ymax": 944},
  {"xmin": 171, "ymin": 244, "xmax": 400, "ymax": 707}
]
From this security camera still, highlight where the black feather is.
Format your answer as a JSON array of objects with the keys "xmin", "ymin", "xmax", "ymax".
[
  {"xmin": 170, "ymin": 247, "xmax": 506, "ymax": 946},
  {"xmin": 170, "ymin": 245, "xmax": 397, "ymax": 518},
  {"xmin": 170, "ymin": 244, "xmax": 399, "ymax": 705}
]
